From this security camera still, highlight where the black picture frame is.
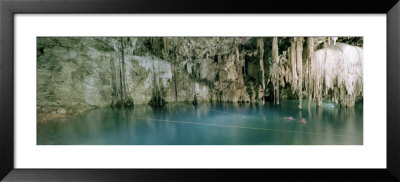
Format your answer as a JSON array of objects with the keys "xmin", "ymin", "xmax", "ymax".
[{"xmin": 1, "ymin": 0, "xmax": 399, "ymax": 181}]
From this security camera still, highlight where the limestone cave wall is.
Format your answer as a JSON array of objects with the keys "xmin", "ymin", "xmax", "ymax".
[{"xmin": 37, "ymin": 37, "xmax": 363, "ymax": 122}]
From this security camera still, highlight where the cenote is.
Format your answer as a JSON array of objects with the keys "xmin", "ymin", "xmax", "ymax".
[
  {"xmin": 37, "ymin": 37, "xmax": 364, "ymax": 145},
  {"xmin": 37, "ymin": 101, "xmax": 363, "ymax": 145}
]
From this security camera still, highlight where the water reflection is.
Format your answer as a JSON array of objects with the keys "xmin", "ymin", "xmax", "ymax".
[{"xmin": 37, "ymin": 100, "xmax": 363, "ymax": 145}]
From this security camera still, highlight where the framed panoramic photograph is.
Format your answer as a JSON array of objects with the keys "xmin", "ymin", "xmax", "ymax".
[{"xmin": 1, "ymin": 0, "xmax": 400, "ymax": 181}]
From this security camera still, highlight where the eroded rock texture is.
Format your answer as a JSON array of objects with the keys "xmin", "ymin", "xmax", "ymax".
[{"xmin": 37, "ymin": 37, "xmax": 363, "ymax": 122}]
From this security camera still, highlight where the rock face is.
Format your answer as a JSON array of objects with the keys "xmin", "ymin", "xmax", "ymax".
[
  {"xmin": 37, "ymin": 37, "xmax": 363, "ymax": 122},
  {"xmin": 37, "ymin": 38, "xmax": 116, "ymax": 122}
]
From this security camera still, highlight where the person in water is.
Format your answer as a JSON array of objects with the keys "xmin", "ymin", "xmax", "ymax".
[
  {"xmin": 282, "ymin": 116, "xmax": 307, "ymax": 125},
  {"xmin": 282, "ymin": 116, "xmax": 296, "ymax": 121}
]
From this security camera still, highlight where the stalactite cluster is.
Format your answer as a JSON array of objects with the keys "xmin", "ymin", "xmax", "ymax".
[
  {"xmin": 269, "ymin": 37, "xmax": 363, "ymax": 108},
  {"xmin": 310, "ymin": 43, "xmax": 363, "ymax": 107},
  {"xmin": 111, "ymin": 38, "xmax": 133, "ymax": 110},
  {"xmin": 36, "ymin": 37, "xmax": 363, "ymax": 122}
]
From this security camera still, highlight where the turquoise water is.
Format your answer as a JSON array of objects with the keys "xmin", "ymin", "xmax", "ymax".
[{"xmin": 37, "ymin": 101, "xmax": 363, "ymax": 145}]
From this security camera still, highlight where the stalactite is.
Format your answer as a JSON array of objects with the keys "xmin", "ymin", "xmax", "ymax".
[
  {"xmin": 305, "ymin": 37, "xmax": 314, "ymax": 108},
  {"xmin": 118, "ymin": 38, "xmax": 126, "ymax": 117},
  {"xmin": 119, "ymin": 38, "xmax": 127, "ymax": 99},
  {"xmin": 257, "ymin": 38, "xmax": 265, "ymax": 104},
  {"xmin": 172, "ymin": 57, "xmax": 178, "ymax": 102},
  {"xmin": 332, "ymin": 37, "xmax": 338, "ymax": 45},
  {"xmin": 290, "ymin": 39, "xmax": 297, "ymax": 91},
  {"xmin": 192, "ymin": 81, "xmax": 196, "ymax": 102},
  {"xmin": 271, "ymin": 37, "xmax": 280, "ymax": 104},
  {"xmin": 295, "ymin": 37, "xmax": 304, "ymax": 109},
  {"xmin": 149, "ymin": 62, "xmax": 167, "ymax": 107},
  {"xmin": 163, "ymin": 37, "xmax": 168, "ymax": 55},
  {"xmin": 113, "ymin": 52, "xmax": 121, "ymax": 106},
  {"xmin": 235, "ymin": 45, "xmax": 243, "ymax": 84},
  {"xmin": 110, "ymin": 57, "xmax": 118, "ymax": 106},
  {"xmin": 173, "ymin": 38, "xmax": 180, "ymax": 102}
]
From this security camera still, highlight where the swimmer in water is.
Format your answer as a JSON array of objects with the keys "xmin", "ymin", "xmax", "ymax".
[
  {"xmin": 300, "ymin": 118, "xmax": 307, "ymax": 124},
  {"xmin": 282, "ymin": 116, "xmax": 296, "ymax": 121}
]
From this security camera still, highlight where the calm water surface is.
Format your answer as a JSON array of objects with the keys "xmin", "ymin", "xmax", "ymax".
[{"xmin": 37, "ymin": 101, "xmax": 363, "ymax": 145}]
